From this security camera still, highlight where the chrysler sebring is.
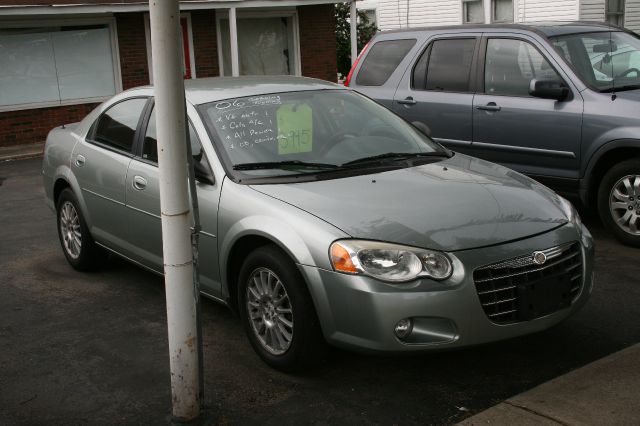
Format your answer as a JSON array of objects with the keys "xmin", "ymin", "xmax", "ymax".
[{"xmin": 43, "ymin": 77, "xmax": 594, "ymax": 371}]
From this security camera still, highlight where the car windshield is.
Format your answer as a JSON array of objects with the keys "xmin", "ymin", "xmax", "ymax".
[
  {"xmin": 198, "ymin": 89, "xmax": 446, "ymax": 178},
  {"xmin": 551, "ymin": 31, "xmax": 640, "ymax": 92}
]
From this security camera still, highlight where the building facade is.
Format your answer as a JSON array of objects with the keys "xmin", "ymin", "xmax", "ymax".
[
  {"xmin": 0, "ymin": 0, "xmax": 339, "ymax": 148},
  {"xmin": 366, "ymin": 0, "xmax": 640, "ymax": 33}
]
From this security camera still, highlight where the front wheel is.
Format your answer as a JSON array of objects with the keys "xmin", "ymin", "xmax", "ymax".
[
  {"xmin": 237, "ymin": 245, "xmax": 326, "ymax": 372},
  {"xmin": 597, "ymin": 159, "xmax": 640, "ymax": 247}
]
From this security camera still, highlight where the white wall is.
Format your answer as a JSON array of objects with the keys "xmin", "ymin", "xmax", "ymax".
[
  {"xmin": 516, "ymin": 0, "xmax": 579, "ymax": 22},
  {"xmin": 626, "ymin": 0, "xmax": 640, "ymax": 33},
  {"xmin": 376, "ymin": 0, "xmax": 461, "ymax": 30},
  {"xmin": 373, "ymin": 0, "xmax": 640, "ymax": 32}
]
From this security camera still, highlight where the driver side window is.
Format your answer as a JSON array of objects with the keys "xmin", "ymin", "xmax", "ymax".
[
  {"xmin": 485, "ymin": 38, "xmax": 561, "ymax": 96},
  {"xmin": 143, "ymin": 107, "xmax": 204, "ymax": 163}
]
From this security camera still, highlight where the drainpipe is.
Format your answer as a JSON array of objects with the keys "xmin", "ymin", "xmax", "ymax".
[
  {"xmin": 149, "ymin": 0, "xmax": 199, "ymax": 421},
  {"xmin": 229, "ymin": 6, "xmax": 240, "ymax": 76},
  {"xmin": 350, "ymin": 0, "xmax": 358, "ymax": 65}
]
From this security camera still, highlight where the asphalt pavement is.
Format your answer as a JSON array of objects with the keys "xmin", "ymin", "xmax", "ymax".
[{"xmin": 1, "ymin": 157, "xmax": 639, "ymax": 425}]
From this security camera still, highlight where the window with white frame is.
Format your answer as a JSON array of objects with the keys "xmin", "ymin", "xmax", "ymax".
[
  {"xmin": 0, "ymin": 20, "xmax": 120, "ymax": 110},
  {"xmin": 217, "ymin": 11, "xmax": 300, "ymax": 76},
  {"xmin": 606, "ymin": 0, "xmax": 625, "ymax": 27},
  {"xmin": 463, "ymin": 0, "xmax": 485, "ymax": 24},
  {"xmin": 492, "ymin": 0, "xmax": 514, "ymax": 23}
]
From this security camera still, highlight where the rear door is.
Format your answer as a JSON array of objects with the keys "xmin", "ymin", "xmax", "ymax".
[
  {"xmin": 393, "ymin": 34, "xmax": 481, "ymax": 156},
  {"xmin": 471, "ymin": 34, "xmax": 583, "ymax": 180},
  {"xmin": 72, "ymin": 97, "xmax": 149, "ymax": 252}
]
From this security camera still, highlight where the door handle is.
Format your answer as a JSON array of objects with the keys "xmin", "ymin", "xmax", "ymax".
[
  {"xmin": 397, "ymin": 97, "xmax": 418, "ymax": 106},
  {"xmin": 132, "ymin": 175, "xmax": 147, "ymax": 191},
  {"xmin": 75, "ymin": 155, "xmax": 85, "ymax": 167},
  {"xmin": 476, "ymin": 102, "xmax": 501, "ymax": 112}
]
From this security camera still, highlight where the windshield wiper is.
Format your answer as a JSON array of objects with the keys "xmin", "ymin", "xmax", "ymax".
[
  {"xmin": 233, "ymin": 160, "xmax": 339, "ymax": 171},
  {"xmin": 341, "ymin": 151, "xmax": 451, "ymax": 167},
  {"xmin": 601, "ymin": 84, "xmax": 640, "ymax": 93}
]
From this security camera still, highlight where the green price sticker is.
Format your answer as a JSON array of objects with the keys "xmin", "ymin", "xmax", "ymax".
[{"xmin": 277, "ymin": 104, "xmax": 313, "ymax": 155}]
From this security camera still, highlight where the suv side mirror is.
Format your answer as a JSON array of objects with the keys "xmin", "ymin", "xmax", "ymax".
[
  {"xmin": 194, "ymin": 159, "xmax": 214, "ymax": 185},
  {"xmin": 411, "ymin": 121, "xmax": 432, "ymax": 138},
  {"xmin": 529, "ymin": 79, "xmax": 570, "ymax": 101}
]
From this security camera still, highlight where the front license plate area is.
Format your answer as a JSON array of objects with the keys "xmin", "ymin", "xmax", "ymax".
[{"xmin": 517, "ymin": 274, "xmax": 572, "ymax": 321}]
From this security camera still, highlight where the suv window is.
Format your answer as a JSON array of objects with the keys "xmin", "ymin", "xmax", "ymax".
[
  {"xmin": 93, "ymin": 98, "xmax": 148, "ymax": 152},
  {"xmin": 356, "ymin": 39, "xmax": 416, "ymax": 86},
  {"xmin": 143, "ymin": 107, "xmax": 203, "ymax": 164},
  {"xmin": 413, "ymin": 38, "xmax": 476, "ymax": 92},
  {"xmin": 485, "ymin": 38, "xmax": 561, "ymax": 96}
]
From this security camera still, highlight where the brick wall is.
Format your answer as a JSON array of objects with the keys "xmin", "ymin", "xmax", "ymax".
[
  {"xmin": 192, "ymin": 10, "xmax": 219, "ymax": 77},
  {"xmin": 298, "ymin": 4, "xmax": 338, "ymax": 82},
  {"xmin": 116, "ymin": 12, "xmax": 150, "ymax": 89}
]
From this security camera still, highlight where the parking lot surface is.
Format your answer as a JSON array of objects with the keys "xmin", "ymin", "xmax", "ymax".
[{"xmin": 1, "ymin": 157, "xmax": 639, "ymax": 425}]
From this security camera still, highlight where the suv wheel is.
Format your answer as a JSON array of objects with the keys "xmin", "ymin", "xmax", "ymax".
[
  {"xmin": 237, "ymin": 245, "xmax": 326, "ymax": 372},
  {"xmin": 56, "ymin": 188, "xmax": 105, "ymax": 270},
  {"xmin": 598, "ymin": 159, "xmax": 640, "ymax": 247}
]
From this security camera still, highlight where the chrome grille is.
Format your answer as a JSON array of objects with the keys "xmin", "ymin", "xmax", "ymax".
[{"xmin": 473, "ymin": 242, "xmax": 583, "ymax": 325}]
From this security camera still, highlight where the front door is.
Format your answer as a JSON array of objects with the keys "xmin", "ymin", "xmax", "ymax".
[
  {"xmin": 393, "ymin": 34, "xmax": 481, "ymax": 156},
  {"xmin": 125, "ymin": 105, "xmax": 222, "ymax": 296},
  {"xmin": 472, "ymin": 35, "xmax": 583, "ymax": 181},
  {"xmin": 72, "ymin": 97, "xmax": 148, "ymax": 251}
]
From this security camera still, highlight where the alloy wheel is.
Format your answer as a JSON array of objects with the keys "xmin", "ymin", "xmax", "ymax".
[
  {"xmin": 246, "ymin": 267, "xmax": 294, "ymax": 355},
  {"xmin": 609, "ymin": 174, "xmax": 640, "ymax": 235},
  {"xmin": 60, "ymin": 201, "xmax": 82, "ymax": 259}
]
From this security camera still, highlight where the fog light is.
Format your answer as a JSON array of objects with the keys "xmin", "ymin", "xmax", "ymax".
[{"xmin": 394, "ymin": 318, "xmax": 413, "ymax": 339}]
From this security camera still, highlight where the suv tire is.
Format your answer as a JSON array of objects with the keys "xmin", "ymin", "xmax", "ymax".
[{"xmin": 597, "ymin": 159, "xmax": 640, "ymax": 247}]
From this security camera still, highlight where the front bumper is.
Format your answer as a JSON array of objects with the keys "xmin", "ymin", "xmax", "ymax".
[{"xmin": 300, "ymin": 223, "xmax": 594, "ymax": 353}]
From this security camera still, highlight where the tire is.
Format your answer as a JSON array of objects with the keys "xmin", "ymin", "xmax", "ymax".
[
  {"xmin": 597, "ymin": 159, "xmax": 640, "ymax": 247},
  {"xmin": 237, "ymin": 245, "xmax": 326, "ymax": 372},
  {"xmin": 56, "ymin": 188, "xmax": 105, "ymax": 271}
]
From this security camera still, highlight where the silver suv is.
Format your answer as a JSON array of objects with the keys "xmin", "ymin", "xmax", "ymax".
[{"xmin": 348, "ymin": 22, "xmax": 640, "ymax": 246}]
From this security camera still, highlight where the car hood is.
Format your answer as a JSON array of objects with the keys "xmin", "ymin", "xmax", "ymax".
[{"xmin": 250, "ymin": 154, "xmax": 569, "ymax": 251}]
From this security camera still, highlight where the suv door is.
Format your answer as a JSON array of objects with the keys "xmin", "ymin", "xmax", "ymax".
[
  {"xmin": 472, "ymin": 35, "xmax": 583, "ymax": 182},
  {"xmin": 125, "ymin": 103, "xmax": 222, "ymax": 296},
  {"xmin": 73, "ymin": 97, "xmax": 149, "ymax": 251},
  {"xmin": 393, "ymin": 34, "xmax": 481, "ymax": 156}
]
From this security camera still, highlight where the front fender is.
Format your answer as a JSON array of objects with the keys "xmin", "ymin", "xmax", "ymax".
[
  {"xmin": 581, "ymin": 138, "xmax": 640, "ymax": 195},
  {"xmin": 217, "ymin": 182, "xmax": 348, "ymax": 300}
]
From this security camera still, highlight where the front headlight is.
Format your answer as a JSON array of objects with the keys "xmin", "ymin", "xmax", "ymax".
[
  {"xmin": 329, "ymin": 240, "xmax": 453, "ymax": 282},
  {"xmin": 558, "ymin": 196, "xmax": 582, "ymax": 227}
]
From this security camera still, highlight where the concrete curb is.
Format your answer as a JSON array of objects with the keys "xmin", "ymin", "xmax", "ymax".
[
  {"xmin": 0, "ymin": 143, "xmax": 44, "ymax": 162},
  {"xmin": 457, "ymin": 343, "xmax": 640, "ymax": 425}
]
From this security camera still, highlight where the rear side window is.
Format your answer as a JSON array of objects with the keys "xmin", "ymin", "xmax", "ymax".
[
  {"xmin": 356, "ymin": 39, "xmax": 416, "ymax": 86},
  {"xmin": 92, "ymin": 98, "xmax": 148, "ymax": 153},
  {"xmin": 416, "ymin": 38, "xmax": 476, "ymax": 92}
]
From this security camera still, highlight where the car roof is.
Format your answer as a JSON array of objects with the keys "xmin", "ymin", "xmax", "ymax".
[
  {"xmin": 381, "ymin": 21, "xmax": 619, "ymax": 38},
  {"xmin": 129, "ymin": 76, "xmax": 344, "ymax": 105}
]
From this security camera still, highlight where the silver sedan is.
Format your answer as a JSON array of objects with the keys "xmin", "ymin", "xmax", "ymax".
[{"xmin": 43, "ymin": 76, "xmax": 594, "ymax": 371}]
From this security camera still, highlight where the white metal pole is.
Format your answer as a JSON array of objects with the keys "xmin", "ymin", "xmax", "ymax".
[
  {"xmin": 229, "ymin": 7, "xmax": 240, "ymax": 76},
  {"xmin": 149, "ymin": 0, "xmax": 199, "ymax": 421},
  {"xmin": 350, "ymin": 0, "xmax": 358, "ymax": 65}
]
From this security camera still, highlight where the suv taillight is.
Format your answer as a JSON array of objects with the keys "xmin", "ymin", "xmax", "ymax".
[{"xmin": 344, "ymin": 42, "xmax": 370, "ymax": 87}]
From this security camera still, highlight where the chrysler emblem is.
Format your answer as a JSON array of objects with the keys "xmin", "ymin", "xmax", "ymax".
[{"xmin": 532, "ymin": 251, "xmax": 547, "ymax": 265}]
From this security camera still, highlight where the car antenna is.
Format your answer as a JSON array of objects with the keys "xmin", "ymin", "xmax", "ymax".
[{"xmin": 609, "ymin": 21, "xmax": 617, "ymax": 101}]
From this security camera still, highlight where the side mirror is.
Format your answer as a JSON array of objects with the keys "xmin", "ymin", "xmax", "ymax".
[
  {"xmin": 411, "ymin": 121, "xmax": 432, "ymax": 138},
  {"xmin": 194, "ymin": 160, "xmax": 214, "ymax": 185},
  {"xmin": 529, "ymin": 79, "xmax": 570, "ymax": 101}
]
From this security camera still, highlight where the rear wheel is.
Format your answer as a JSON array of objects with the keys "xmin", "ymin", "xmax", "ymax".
[
  {"xmin": 237, "ymin": 245, "xmax": 326, "ymax": 372},
  {"xmin": 56, "ymin": 188, "xmax": 105, "ymax": 270},
  {"xmin": 597, "ymin": 159, "xmax": 640, "ymax": 247}
]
